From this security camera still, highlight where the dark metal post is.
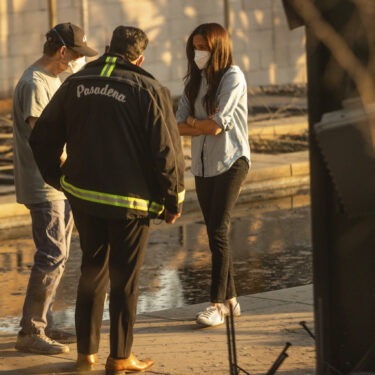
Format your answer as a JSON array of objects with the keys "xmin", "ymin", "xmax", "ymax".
[
  {"xmin": 226, "ymin": 314, "xmax": 235, "ymax": 375},
  {"xmin": 299, "ymin": 321, "xmax": 315, "ymax": 340},
  {"xmin": 229, "ymin": 305, "xmax": 238, "ymax": 375},
  {"xmin": 226, "ymin": 305, "xmax": 239, "ymax": 375},
  {"xmin": 266, "ymin": 342, "xmax": 291, "ymax": 375}
]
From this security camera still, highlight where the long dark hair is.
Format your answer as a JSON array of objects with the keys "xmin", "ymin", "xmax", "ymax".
[{"xmin": 184, "ymin": 23, "xmax": 233, "ymax": 116}]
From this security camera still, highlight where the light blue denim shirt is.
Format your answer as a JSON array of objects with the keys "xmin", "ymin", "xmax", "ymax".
[{"xmin": 176, "ymin": 65, "xmax": 250, "ymax": 177}]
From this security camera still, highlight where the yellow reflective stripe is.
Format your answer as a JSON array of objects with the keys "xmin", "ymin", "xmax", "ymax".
[
  {"xmin": 61, "ymin": 176, "xmax": 148, "ymax": 210},
  {"xmin": 100, "ymin": 56, "xmax": 117, "ymax": 77},
  {"xmin": 100, "ymin": 56, "xmax": 111, "ymax": 76},
  {"xmin": 60, "ymin": 175, "xmax": 164, "ymax": 213},
  {"xmin": 178, "ymin": 189, "xmax": 185, "ymax": 204},
  {"xmin": 149, "ymin": 202, "xmax": 164, "ymax": 215},
  {"xmin": 106, "ymin": 57, "xmax": 117, "ymax": 77}
]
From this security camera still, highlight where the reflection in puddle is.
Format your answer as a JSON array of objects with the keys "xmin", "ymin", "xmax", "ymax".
[
  {"xmin": 138, "ymin": 269, "xmax": 185, "ymax": 312},
  {"xmin": 0, "ymin": 196, "xmax": 311, "ymax": 333}
]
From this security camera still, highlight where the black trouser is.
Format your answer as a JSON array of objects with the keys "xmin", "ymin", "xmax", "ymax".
[
  {"xmin": 195, "ymin": 157, "xmax": 249, "ymax": 303},
  {"xmin": 71, "ymin": 207, "xmax": 150, "ymax": 358}
]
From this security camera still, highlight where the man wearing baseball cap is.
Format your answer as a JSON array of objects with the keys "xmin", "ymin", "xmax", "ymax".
[
  {"xmin": 13, "ymin": 23, "xmax": 97, "ymax": 355},
  {"xmin": 51, "ymin": 22, "xmax": 97, "ymax": 57}
]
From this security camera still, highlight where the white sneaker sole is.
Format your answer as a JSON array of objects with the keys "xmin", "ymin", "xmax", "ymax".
[
  {"xmin": 196, "ymin": 318, "xmax": 225, "ymax": 327},
  {"xmin": 15, "ymin": 343, "xmax": 69, "ymax": 355}
]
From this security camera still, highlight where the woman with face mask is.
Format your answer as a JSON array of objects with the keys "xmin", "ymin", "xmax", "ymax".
[{"xmin": 176, "ymin": 23, "xmax": 250, "ymax": 327}]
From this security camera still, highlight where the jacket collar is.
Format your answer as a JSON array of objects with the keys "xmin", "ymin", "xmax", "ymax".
[{"xmin": 85, "ymin": 53, "xmax": 155, "ymax": 80}]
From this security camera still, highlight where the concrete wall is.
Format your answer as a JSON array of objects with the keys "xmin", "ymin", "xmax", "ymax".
[{"xmin": 0, "ymin": 0, "xmax": 306, "ymax": 99}]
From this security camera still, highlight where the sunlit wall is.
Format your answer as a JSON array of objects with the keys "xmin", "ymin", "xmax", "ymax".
[{"xmin": 0, "ymin": 0, "xmax": 306, "ymax": 98}]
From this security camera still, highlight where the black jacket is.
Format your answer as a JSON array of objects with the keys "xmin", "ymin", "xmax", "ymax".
[{"xmin": 30, "ymin": 54, "xmax": 185, "ymax": 219}]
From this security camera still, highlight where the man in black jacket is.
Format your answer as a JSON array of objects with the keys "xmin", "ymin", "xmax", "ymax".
[{"xmin": 30, "ymin": 26, "xmax": 185, "ymax": 374}]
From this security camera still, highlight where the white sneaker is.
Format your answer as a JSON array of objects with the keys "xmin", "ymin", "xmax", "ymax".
[
  {"xmin": 195, "ymin": 305, "xmax": 220, "ymax": 319},
  {"xmin": 196, "ymin": 306, "xmax": 225, "ymax": 327},
  {"xmin": 221, "ymin": 302, "xmax": 241, "ymax": 317},
  {"xmin": 195, "ymin": 302, "xmax": 241, "ymax": 319}
]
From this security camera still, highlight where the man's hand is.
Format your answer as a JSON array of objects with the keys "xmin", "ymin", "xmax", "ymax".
[
  {"xmin": 164, "ymin": 210, "xmax": 181, "ymax": 224},
  {"xmin": 60, "ymin": 145, "xmax": 67, "ymax": 167}
]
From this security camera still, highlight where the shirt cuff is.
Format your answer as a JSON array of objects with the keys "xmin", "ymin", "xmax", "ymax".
[{"xmin": 212, "ymin": 113, "xmax": 232, "ymax": 131}]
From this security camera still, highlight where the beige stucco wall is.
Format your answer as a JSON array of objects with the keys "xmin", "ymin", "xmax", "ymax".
[{"xmin": 0, "ymin": 0, "xmax": 306, "ymax": 99}]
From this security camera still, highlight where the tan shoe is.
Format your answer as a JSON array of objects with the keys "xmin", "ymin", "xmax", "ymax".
[
  {"xmin": 105, "ymin": 353, "xmax": 154, "ymax": 374},
  {"xmin": 76, "ymin": 353, "xmax": 98, "ymax": 371}
]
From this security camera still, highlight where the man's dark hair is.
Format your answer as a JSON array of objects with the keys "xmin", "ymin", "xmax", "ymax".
[
  {"xmin": 109, "ymin": 26, "xmax": 148, "ymax": 61},
  {"xmin": 43, "ymin": 30, "xmax": 64, "ymax": 56}
]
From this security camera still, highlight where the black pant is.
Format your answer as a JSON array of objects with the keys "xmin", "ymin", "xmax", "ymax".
[
  {"xmin": 71, "ymin": 207, "xmax": 149, "ymax": 358},
  {"xmin": 195, "ymin": 157, "xmax": 249, "ymax": 303}
]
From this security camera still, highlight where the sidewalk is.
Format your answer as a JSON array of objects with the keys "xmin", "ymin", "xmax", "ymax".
[{"xmin": 0, "ymin": 285, "xmax": 315, "ymax": 375}]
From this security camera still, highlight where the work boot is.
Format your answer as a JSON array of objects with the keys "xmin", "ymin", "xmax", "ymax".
[
  {"xmin": 105, "ymin": 353, "xmax": 154, "ymax": 374},
  {"xmin": 15, "ymin": 332, "xmax": 69, "ymax": 355},
  {"xmin": 45, "ymin": 327, "xmax": 77, "ymax": 344},
  {"xmin": 76, "ymin": 353, "xmax": 98, "ymax": 371}
]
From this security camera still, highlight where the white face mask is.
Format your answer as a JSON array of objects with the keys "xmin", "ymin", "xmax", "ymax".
[
  {"xmin": 68, "ymin": 56, "xmax": 86, "ymax": 73},
  {"xmin": 194, "ymin": 50, "xmax": 211, "ymax": 70},
  {"xmin": 59, "ymin": 56, "xmax": 86, "ymax": 82}
]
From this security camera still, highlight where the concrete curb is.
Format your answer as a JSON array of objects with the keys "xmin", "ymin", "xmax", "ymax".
[
  {"xmin": 183, "ymin": 159, "xmax": 310, "ymax": 213},
  {"xmin": 0, "ymin": 154, "xmax": 310, "ymax": 229},
  {"xmin": 249, "ymin": 117, "xmax": 308, "ymax": 137}
]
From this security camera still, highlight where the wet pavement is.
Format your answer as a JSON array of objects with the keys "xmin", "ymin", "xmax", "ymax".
[{"xmin": 0, "ymin": 195, "xmax": 311, "ymax": 334}]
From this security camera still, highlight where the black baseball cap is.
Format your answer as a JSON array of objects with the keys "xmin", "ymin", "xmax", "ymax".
[{"xmin": 48, "ymin": 22, "xmax": 97, "ymax": 57}]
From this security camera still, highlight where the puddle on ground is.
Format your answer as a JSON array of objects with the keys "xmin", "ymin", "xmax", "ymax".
[{"xmin": 0, "ymin": 195, "xmax": 311, "ymax": 333}]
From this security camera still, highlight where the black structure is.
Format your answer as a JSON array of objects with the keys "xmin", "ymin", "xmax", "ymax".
[
  {"xmin": 226, "ymin": 306, "xmax": 291, "ymax": 375},
  {"xmin": 282, "ymin": 1, "xmax": 375, "ymax": 374}
]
